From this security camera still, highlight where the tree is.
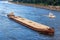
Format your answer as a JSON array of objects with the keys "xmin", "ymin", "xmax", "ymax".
[{"xmin": 12, "ymin": 0, "xmax": 60, "ymax": 6}]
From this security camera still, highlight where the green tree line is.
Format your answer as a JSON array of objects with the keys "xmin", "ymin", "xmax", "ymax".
[{"xmin": 12, "ymin": 0, "xmax": 60, "ymax": 6}]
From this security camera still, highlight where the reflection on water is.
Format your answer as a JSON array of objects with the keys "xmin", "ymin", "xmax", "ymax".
[{"xmin": 0, "ymin": 1, "xmax": 60, "ymax": 40}]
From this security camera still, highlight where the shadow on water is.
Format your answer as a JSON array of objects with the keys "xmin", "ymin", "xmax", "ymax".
[
  {"xmin": 8, "ymin": 36, "xmax": 17, "ymax": 40},
  {"xmin": 38, "ymin": 32, "xmax": 54, "ymax": 37}
]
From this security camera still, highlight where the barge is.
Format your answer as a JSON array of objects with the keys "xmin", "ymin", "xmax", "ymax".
[{"xmin": 7, "ymin": 12, "xmax": 54, "ymax": 35}]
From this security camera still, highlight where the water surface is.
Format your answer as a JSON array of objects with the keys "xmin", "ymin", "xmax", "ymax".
[{"xmin": 0, "ymin": 1, "xmax": 60, "ymax": 40}]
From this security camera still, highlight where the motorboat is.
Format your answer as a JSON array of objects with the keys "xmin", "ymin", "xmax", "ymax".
[{"xmin": 48, "ymin": 12, "xmax": 56, "ymax": 18}]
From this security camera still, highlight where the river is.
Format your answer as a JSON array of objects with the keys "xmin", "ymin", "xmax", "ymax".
[{"xmin": 0, "ymin": 1, "xmax": 60, "ymax": 40}]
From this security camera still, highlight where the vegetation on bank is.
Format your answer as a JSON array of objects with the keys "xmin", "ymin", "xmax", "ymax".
[{"xmin": 12, "ymin": 0, "xmax": 60, "ymax": 6}]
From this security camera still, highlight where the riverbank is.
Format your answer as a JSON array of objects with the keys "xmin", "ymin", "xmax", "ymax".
[{"xmin": 9, "ymin": 2, "xmax": 60, "ymax": 11}]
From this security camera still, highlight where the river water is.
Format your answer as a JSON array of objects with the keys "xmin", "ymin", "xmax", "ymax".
[{"xmin": 0, "ymin": 1, "xmax": 60, "ymax": 40}]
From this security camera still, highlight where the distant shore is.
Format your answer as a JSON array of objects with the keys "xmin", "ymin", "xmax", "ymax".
[{"xmin": 9, "ymin": 2, "xmax": 60, "ymax": 11}]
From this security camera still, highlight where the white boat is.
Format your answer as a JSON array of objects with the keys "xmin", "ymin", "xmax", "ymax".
[{"xmin": 48, "ymin": 12, "xmax": 56, "ymax": 18}]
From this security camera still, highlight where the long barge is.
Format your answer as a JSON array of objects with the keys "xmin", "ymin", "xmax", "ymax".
[{"xmin": 7, "ymin": 12, "xmax": 54, "ymax": 35}]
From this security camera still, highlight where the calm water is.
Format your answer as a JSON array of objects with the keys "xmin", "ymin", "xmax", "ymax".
[{"xmin": 0, "ymin": 1, "xmax": 60, "ymax": 40}]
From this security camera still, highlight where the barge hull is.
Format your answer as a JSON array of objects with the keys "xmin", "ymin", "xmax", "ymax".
[{"xmin": 7, "ymin": 13, "xmax": 54, "ymax": 35}]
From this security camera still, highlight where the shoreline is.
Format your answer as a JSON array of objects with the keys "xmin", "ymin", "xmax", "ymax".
[{"xmin": 9, "ymin": 2, "xmax": 60, "ymax": 11}]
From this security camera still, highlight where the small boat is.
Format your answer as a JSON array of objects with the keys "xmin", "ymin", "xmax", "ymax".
[
  {"xmin": 7, "ymin": 12, "xmax": 54, "ymax": 36},
  {"xmin": 48, "ymin": 12, "xmax": 56, "ymax": 18}
]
